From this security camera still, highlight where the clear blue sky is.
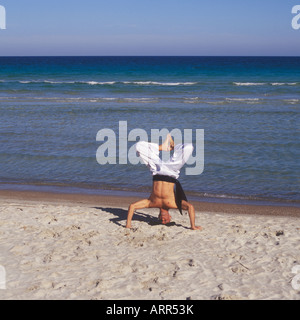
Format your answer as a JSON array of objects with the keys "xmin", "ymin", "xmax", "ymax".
[{"xmin": 0, "ymin": 0, "xmax": 299, "ymax": 56}]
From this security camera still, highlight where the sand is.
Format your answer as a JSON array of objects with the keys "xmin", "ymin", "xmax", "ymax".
[{"xmin": 0, "ymin": 190, "xmax": 299, "ymax": 300}]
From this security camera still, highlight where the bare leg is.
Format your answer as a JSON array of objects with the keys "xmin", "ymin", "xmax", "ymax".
[
  {"xmin": 126, "ymin": 199, "xmax": 151, "ymax": 229},
  {"xmin": 181, "ymin": 200, "xmax": 202, "ymax": 230}
]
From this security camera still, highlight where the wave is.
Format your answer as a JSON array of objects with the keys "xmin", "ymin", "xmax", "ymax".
[
  {"xmin": 234, "ymin": 82, "xmax": 299, "ymax": 86},
  {"xmin": 225, "ymin": 98, "xmax": 260, "ymax": 102},
  {"xmin": 271, "ymin": 82, "xmax": 297, "ymax": 86},
  {"xmin": 0, "ymin": 80, "xmax": 198, "ymax": 86},
  {"xmin": 1, "ymin": 79, "xmax": 299, "ymax": 88},
  {"xmin": 81, "ymin": 81, "xmax": 116, "ymax": 85},
  {"xmin": 0, "ymin": 96, "xmax": 159, "ymax": 103},
  {"xmin": 225, "ymin": 98, "xmax": 261, "ymax": 104},
  {"xmin": 234, "ymin": 82, "xmax": 266, "ymax": 86},
  {"xmin": 17, "ymin": 80, "xmax": 117, "ymax": 85},
  {"xmin": 183, "ymin": 97, "xmax": 262, "ymax": 104},
  {"xmin": 99, "ymin": 97, "xmax": 158, "ymax": 103},
  {"xmin": 1, "ymin": 95, "xmax": 299, "ymax": 106},
  {"xmin": 123, "ymin": 81, "xmax": 197, "ymax": 86},
  {"xmin": 283, "ymin": 99, "xmax": 300, "ymax": 104}
]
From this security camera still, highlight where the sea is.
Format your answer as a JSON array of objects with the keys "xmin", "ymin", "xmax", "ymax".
[{"xmin": 0, "ymin": 56, "xmax": 299, "ymax": 206}]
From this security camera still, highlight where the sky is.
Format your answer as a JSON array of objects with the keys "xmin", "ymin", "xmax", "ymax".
[{"xmin": 0, "ymin": 0, "xmax": 299, "ymax": 56}]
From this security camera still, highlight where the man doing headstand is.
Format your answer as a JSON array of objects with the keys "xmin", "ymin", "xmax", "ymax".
[{"xmin": 126, "ymin": 135, "xmax": 202, "ymax": 230}]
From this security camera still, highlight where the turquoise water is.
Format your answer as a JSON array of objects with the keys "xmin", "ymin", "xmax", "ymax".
[{"xmin": 0, "ymin": 57, "xmax": 299, "ymax": 205}]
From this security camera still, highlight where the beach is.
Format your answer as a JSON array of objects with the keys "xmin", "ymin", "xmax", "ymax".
[
  {"xmin": 0, "ymin": 56, "xmax": 299, "ymax": 300},
  {"xmin": 0, "ymin": 190, "xmax": 299, "ymax": 300},
  {"xmin": 0, "ymin": 0, "xmax": 299, "ymax": 303}
]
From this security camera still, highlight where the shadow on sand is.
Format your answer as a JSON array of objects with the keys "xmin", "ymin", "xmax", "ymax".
[{"xmin": 92, "ymin": 207, "xmax": 187, "ymax": 229}]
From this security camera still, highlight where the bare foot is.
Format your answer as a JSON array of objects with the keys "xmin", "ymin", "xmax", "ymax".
[
  {"xmin": 191, "ymin": 226, "xmax": 203, "ymax": 230},
  {"xmin": 160, "ymin": 134, "xmax": 174, "ymax": 151}
]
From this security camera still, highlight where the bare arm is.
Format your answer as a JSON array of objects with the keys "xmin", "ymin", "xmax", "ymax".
[
  {"xmin": 126, "ymin": 199, "xmax": 151, "ymax": 229},
  {"xmin": 181, "ymin": 200, "xmax": 202, "ymax": 230}
]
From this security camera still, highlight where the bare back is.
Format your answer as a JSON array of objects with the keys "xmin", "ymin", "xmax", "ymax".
[{"xmin": 148, "ymin": 180, "xmax": 177, "ymax": 210}]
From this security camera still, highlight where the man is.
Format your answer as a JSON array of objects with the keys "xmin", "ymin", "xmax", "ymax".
[{"xmin": 126, "ymin": 135, "xmax": 202, "ymax": 230}]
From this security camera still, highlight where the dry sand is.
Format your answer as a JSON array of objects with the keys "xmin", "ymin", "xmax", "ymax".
[{"xmin": 0, "ymin": 190, "xmax": 299, "ymax": 300}]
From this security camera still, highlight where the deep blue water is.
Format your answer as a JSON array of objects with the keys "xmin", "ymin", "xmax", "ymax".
[{"xmin": 0, "ymin": 57, "xmax": 299, "ymax": 205}]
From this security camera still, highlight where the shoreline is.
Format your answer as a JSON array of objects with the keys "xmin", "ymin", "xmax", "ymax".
[
  {"xmin": 0, "ymin": 188, "xmax": 299, "ymax": 218},
  {"xmin": 1, "ymin": 182, "xmax": 298, "ymax": 208}
]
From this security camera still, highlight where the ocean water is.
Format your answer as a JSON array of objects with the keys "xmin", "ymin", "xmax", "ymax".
[{"xmin": 0, "ymin": 56, "xmax": 299, "ymax": 205}]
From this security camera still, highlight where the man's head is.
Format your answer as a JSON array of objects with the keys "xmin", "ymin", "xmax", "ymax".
[{"xmin": 158, "ymin": 208, "xmax": 171, "ymax": 224}]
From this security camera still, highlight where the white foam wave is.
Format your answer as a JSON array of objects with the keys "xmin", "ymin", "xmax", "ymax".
[
  {"xmin": 123, "ymin": 98, "xmax": 158, "ymax": 102},
  {"xmin": 271, "ymin": 82, "xmax": 297, "ymax": 86},
  {"xmin": 18, "ymin": 80, "xmax": 65, "ymax": 84},
  {"xmin": 283, "ymin": 99, "xmax": 300, "ymax": 104},
  {"xmin": 17, "ymin": 80, "xmax": 63, "ymax": 84},
  {"xmin": 234, "ymin": 82, "xmax": 298, "ymax": 87},
  {"xmin": 183, "ymin": 97, "xmax": 201, "ymax": 103},
  {"xmin": 124, "ymin": 81, "xmax": 197, "ymax": 86},
  {"xmin": 4, "ymin": 80, "xmax": 299, "ymax": 87},
  {"xmin": 13, "ymin": 80, "xmax": 116, "ymax": 85},
  {"xmin": 226, "ymin": 98, "xmax": 260, "ymax": 102},
  {"xmin": 234, "ymin": 82, "xmax": 266, "ymax": 86},
  {"xmin": 83, "ymin": 81, "xmax": 116, "ymax": 85},
  {"xmin": 13, "ymin": 80, "xmax": 197, "ymax": 86},
  {"xmin": 44, "ymin": 80, "xmax": 62, "ymax": 84}
]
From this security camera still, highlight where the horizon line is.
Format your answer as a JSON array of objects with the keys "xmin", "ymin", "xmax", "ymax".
[{"xmin": 0, "ymin": 55, "xmax": 300, "ymax": 58}]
